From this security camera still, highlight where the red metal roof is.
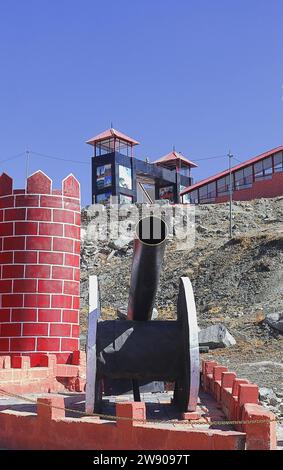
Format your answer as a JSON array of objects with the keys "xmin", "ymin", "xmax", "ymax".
[
  {"xmin": 86, "ymin": 128, "xmax": 139, "ymax": 146},
  {"xmin": 180, "ymin": 145, "xmax": 283, "ymax": 195},
  {"xmin": 153, "ymin": 150, "xmax": 198, "ymax": 168}
]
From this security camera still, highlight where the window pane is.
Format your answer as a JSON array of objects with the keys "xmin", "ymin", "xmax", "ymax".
[
  {"xmin": 274, "ymin": 152, "xmax": 283, "ymax": 172},
  {"xmin": 199, "ymin": 186, "xmax": 206, "ymax": 197},
  {"xmin": 235, "ymin": 166, "xmax": 253, "ymax": 189},
  {"xmin": 263, "ymin": 157, "xmax": 272, "ymax": 170},
  {"xmin": 263, "ymin": 157, "xmax": 272, "ymax": 175},
  {"xmin": 235, "ymin": 169, "xmax": 244, "ymax": 188},
  {"xmin": 254, "ymin": 161, "xmax": 263, "ymax": 179},
  {"xmin": 207, "ymin": 182, "xmax": 216, "ymax": 198},
  {"xmin": 180, "ymin": 167, "xmax": 190, "ymax": 177},
  {"xmin": 244, "ymin": 165, "xmax": 252, "ymax": 176},
  {"xmin": 189, "ymin": 190, "xmax": 198, "ymax": 204},
  {"xmin": 243, "ymin": 165, "xmax": 253, "ymax": 183},
  {"xmin": 217, "ymin": 177, "xmax": 229, "ymax": 194}
]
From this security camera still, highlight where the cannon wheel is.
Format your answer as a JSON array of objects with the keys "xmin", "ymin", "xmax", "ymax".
[
  {"xmin": 174, "ymin": 277, "xmax": 200, "ymax": 412},
  {"xmin": 85, "ymin": 275, "xmax": 101, "ymax": 414}
]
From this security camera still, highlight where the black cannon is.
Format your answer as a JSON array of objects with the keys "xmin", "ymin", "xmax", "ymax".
[{"xmin": 85, "ymin": 216, "xmax": 200, "ymax": 413}]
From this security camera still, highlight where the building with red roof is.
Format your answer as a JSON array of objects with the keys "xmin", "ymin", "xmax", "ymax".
[
  {"xmin": 87, "ymin": 128, "xmax": 197, "ymax": 204},
  {"xmin": 181, "ymin": 146, "xmax": 283, "ymax": 204},
  {"xmin": 87, "ymin": 127, "xmax": 283, "ymax": 204}
]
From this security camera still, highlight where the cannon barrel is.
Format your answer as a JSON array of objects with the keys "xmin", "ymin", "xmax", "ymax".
[
  {"xmin": 127, "ymin": 216, "xmax": 166, "ymax": 321},
  {"xmin": 85, "ymin": 217, "xmax": 200, "ymax": 414}
]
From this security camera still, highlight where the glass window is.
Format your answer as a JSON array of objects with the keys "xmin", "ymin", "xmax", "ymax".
[
  {"xmin": 254, "ymin": 157, "xmax": 272, "ymax": 180},
  {"xmin": 96, "ymin": 139, "xmax": 113, "ymax": 156},
  {"xmin": 180, "ymin": 167, "xmax": 190, "ymax": 177},
  {"xmin": 254, "ymin": 161, "xmax": 263, "ymax": 179},
  {"xmin": 198, "ymin": 185, "xmax": 208, "ymax": 202},
  {"xmin": 180, "ymin": 185, "xmax": 190, "ymax": 202},
  {"xmin": 189, "ymin": 190, "xmax": 198, "ymax": 204},
  {"xmin": 235, "ymin": 169, "xmax": 244, "ymax": 189},
  {"xmin": 244, "ymin": 165, "xmax": 253, "ymax": 184},
  {"xmin": 117, "ymin": 139, "xmax": 131, "ymax": 156},
  {"xmin": 234, "ymin": 165, "xmax": 253, "ymax": 189},
  {"xmin": 217, "ymin": 176, "xmax": 230, "ymax": 195},
  {"xmin": 274, "ymin": 152, "xmax": 283, "ymax": 173},
  {"xmin": 182, "ymin": 192, "xmax": 190, "ymax": 203},
  {"xmin": 197, "ymin": 183, "xmax": 216, "ymax": 202},
  {"xmin": 207, "ymin": 182, "xmax": 216, "ymax": 199},
  {"xmin": 263, "ymin": 157, "xmax": 272, "ymax": 175}
]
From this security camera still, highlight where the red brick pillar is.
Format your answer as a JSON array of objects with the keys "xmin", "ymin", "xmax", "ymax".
[{"xmin": 0, "ymin": 171, "xmax": 81, "ymax": 365}]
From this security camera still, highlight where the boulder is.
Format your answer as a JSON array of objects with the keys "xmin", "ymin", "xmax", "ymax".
[
  {"xmin": 259, "ymin": 387, "xmax": 276, "ymax": 403},
  {"xmin": 198, "ymin": 324, "xmax": 236, "ymax": 349},
  {"xmin": 263, "ymin": 312, "xmax": 283, "ymax": 334},
  {"xmin": 109, "ymin": 236, "xmax": 131, "ymax": 251}
]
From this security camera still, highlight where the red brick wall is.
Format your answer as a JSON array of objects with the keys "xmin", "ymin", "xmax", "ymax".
[{"xmin": 0, "ymin": 171, "xmax": 81, "ymax": 364}]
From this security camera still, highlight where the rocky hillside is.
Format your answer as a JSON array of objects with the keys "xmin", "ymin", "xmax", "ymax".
[
  {"xmin": 80, "ymin": 196, "xmax": 283, "ymax": 415},
  {"xmin": 80, "ymin": 196, "xmax": 283, "ymax": 328}
]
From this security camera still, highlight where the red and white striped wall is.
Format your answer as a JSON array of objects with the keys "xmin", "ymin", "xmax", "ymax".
[{"xmin": 0, "ymin": 171, "xmax": 81, "ymax": 365}]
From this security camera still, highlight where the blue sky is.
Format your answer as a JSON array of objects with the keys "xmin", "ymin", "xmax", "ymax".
[{"xmin": 0, "ymin": 0, "xmax": 282, "ymax": 206}]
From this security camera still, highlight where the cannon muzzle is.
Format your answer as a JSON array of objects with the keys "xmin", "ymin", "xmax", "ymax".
[{"xmin": 127, "ymin": 216, "xmax": 167, "ymax": 321}]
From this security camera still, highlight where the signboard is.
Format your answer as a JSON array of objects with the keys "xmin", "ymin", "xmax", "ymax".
[
  {"xmin": 119, "ymin": 165, "xmax": 132, "ymax": 190},
  {"xmin": 96, "ymin": 164, "xmax": 112, "ymax": 189},
  {"xmin": 96, "ymin": 192, "xmax": 112, "ymax": 203},
  {"xmin": 159, "ymin": 185, "xmax": 174, "ymax": 201},
  {"xmin": 120, "ymin": 194, "xmax": 133, "ymax": 204}
]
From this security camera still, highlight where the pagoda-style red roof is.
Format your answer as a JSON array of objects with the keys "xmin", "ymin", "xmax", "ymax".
[
  {"xmin": 86, "ymin": 128, "xmax": 139, "ymax": 146},
  {"xmin": 153, "ymin": 151, "xmax": 198, "ymax": 169},
  {"xmin": 180, "ymin": 145, "xmax": 283, "ymax": 195}
]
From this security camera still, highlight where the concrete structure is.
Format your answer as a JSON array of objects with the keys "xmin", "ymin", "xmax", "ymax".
[
  {"xmin": 181, "ymin": 146, "xmax": 283, "ymax": 204},
  {"xmin": 87, "ymin": 128, "xmax": 196, "ymax": 204},
  {"xmin": 0, "ymin": 171, "xmax": 81, "ymax": 365}
]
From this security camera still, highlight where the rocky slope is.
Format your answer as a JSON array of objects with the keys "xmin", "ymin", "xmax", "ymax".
[
  {"xmin": 80, "ymin": 196, "xmax": 283, "ymax": 325},
  {"xmin": 79, "ymin": 196, "xmax": 283, "ymax": 410}
]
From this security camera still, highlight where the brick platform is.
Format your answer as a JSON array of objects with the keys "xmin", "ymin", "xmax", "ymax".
[
  {"xmin": 0, "ymin": 350, "xmax": 85, "ymax": 394},
  {"xmin": 0, "ymin": 356, "xmax": 277, "ymax": 450},
  {"xmin": 201, "ymin": 359, "xmax": 277, "ymax": 450}
]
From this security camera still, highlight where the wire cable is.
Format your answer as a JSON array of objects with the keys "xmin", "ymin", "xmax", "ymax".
[
  {"xmin": 192, "ymin": 154, "xmax": 227, "ymax": 162},
  {"xmin": 30, "ymin": 150, "xmax": 90, "ymax": 165},
  {"xmin": 31, "ymin": 150, "xmax": 230, "ymax": 164},
  {"xmin": 0, "ymin": 151, "xmax": 26, "ymax": 164}
]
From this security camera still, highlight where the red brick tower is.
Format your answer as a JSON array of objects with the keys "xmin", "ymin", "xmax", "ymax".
[{"xmin": 0, "ymin": 171, "xmax": 81, "ymax": 365}]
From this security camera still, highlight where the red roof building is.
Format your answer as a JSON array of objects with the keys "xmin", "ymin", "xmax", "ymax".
[
  {"xmin": 181, "ymin": 146, "xmax": 283, "ymax": 204},
  {"xmin": 87, "ymin": 128, "xmax": 195, "ymax": 204}
]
